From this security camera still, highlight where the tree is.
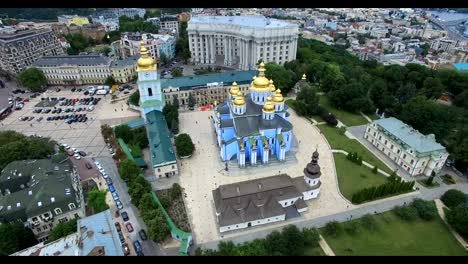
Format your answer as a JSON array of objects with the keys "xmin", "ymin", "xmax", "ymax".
[
  {"xmin": 411, "ymin": 199, "xmax": 437, "ymax": 221},
  {"xmin": 372, "ymin": 166, "xmax": 378, "ymax": 174},
  {"xmin": 265, "ymin": 63, "xmax": 296, "ymax": 95},
  {"xmin": 129, "ymin": 91, "xmax": 140, "ymax": 106},
  {"xmin": 114, "ymin": 124, "xmax": 133, "ymax": 143},
  {"xmin": 441, "ymin": 190, "xmax": 467, "ymax": 209},
  {"xmin": 18, "ymin": 67, "xmax": 47, "ymax": 91},
  {"xmin": 188, "ymin": 93, "xmax": 196, "ymax": 109},
  {"xmin": 87, "ymin": 187, "xmax": 109, "ymax": 213},
  {"xmin": 172, "ymin": 68, "xmax": 183, "ymax": 77},
  {"xmin": 119, "ymin": 16, "xmax": 159, "ymax": 33},
  {"xmin": 146, "ymin": 210, "xmax": 171, "ymax": 242},
  {"xmin": 65, "ymin": 33, "xmax": 91, "ymax": 54},
  {"xmin": 0, "ymin": 223, "xmax": 37, "ymax": 256},
  {"xmin": 425, "ymin": 175, "xmax": 435, "ymax": 186},
  {"xmin": 118, "ymin": 159, "xmax": 141, "ymax": 182},
  {"xmin": 394, "ymin": 205, "xmax": 419, "ymax": 221},
  {"xmin": 175, "ymin": 133, "xmax": 195, "ymax": 157},
  {"xmin": 104, "ymin": 76, "xmax": 117, "ymax": 86},
  {"xmin": 49, "ymin": 218, "xmax": 78, "ymax": 241},
  {"xmin": 324, "ymin": 221, "xmax": 342, "ymax": 237},
  {"xmin": 420, "ymin": 77, "xmax": 445, "ymax": 99},
  {"xmin": 446, "ymin": 204, "xmax": 468, "ymax": 236},
  {"xmin": 170, "ymin": 183, "xmax": 183, "ymax": 200},
  {"xmin": 159, "ymin": 53, "xmax": 168, "ymax": 66},
  {"xmin": 295, "ymin": 84, "xmax": 320, "ymax": 116},
  {"xmin": 172, "ymin": 95, "xmax": 180, "ymax": 109}
]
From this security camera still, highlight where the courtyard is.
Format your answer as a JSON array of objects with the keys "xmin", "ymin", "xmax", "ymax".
[{"xmin": 178, "ymin": 109, "xmax": 351, "ymax": 244}]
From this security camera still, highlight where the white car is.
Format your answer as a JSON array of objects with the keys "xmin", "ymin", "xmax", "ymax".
[
  {"xmin": 116, "ymin": 200, "xmax": 123, "ymax": 210},
  {"xmin": 71, "ymin": 148, "xmax": 78, "ymax": 153},
  {"xmin": 112, "ymin": 192, "xmax": 119, "ymax": 201},
  {"xmin": 61, "ymin": 143, "xmax": 69, "ymax": 149},
  {"xmin": 73, "ymin": 153, "xmax": 81, "ymax": 160},
  {"xmin": 94, "ymin": 161, "xmax": 100, "ymax": 166},
  {"xmin": 102, "ymin": 173, "xmax": 109, "ymax": 179}
]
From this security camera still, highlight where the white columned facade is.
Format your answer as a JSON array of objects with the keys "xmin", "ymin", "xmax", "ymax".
[{"xmin": 210, "ymin": 35, "xmax": 215, "ymax": 64}]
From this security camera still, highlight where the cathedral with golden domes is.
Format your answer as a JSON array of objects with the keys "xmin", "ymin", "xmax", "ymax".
[{"xmin": 212, "ymin": 62, "xmax": 294, "ymax": 167}]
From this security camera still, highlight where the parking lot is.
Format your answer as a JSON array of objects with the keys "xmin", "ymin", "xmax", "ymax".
[{"xmin": 0, "ymin": 87, "xmax": 112, "ymax": 158}]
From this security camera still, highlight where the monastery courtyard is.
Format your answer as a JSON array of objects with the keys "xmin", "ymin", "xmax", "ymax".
[{"xmin": 178, "ymin": 109, "xmax": 351, "ymax": 244}]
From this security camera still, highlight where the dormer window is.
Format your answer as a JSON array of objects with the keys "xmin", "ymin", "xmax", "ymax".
[
  {"xmin": 68, "ymin": 203, "xmax": 76, "ymax": 210},
  {"xmin": 55, "ymin": 208, "xmax": 62, "ymax": 215}
]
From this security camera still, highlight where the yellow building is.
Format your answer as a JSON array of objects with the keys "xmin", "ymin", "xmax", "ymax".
[
  {"xmin": 57, "ymin": 15, "xmax": 89, "ymax": 27},
  {"xmin": 110, "ymin": 55, "xmax": 138, "ymax": 83}
]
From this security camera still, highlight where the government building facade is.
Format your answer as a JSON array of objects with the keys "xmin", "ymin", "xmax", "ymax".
[
  {"xmin": 212, "ymin": 62, "xmax": 294, "ymax": 167},
  {"xmin": 187, "ymin": 16, "xmax": 299, "ymax": 70}
]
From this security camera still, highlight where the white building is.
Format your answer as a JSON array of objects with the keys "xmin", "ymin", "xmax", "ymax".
[
  {"xmin": 120, "ymin": 32, "xmax": 176, "ymax": 61},
  {"xmin": 160, "ymin": 15, "xmax": 179, "ymax": 35},
  {"xmin": 212, "ymin": 151, "xmax": 322, "ymax": 233},
  {"xmin": 187, "ymin": 16, "xmax": 299, "ymax": 70},
  {"xmin": 431, "ymin": 37, "xmax": 456, "ymax": 52},
  {"xmin": 114, "ymin": 8, "xmax": 146, "ymax": 19},
  {"xmin": 365, "ymin": 117, "xmax": 448, "ymax": 177},
  {"xmin": 32, "ymin": 54, "xmax": 112, "ymax": 85}
]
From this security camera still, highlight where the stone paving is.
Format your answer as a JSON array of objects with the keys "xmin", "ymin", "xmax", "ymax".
[{"xmin": 178, "ymin": 109, "xmax": 350, "ymax": 244}]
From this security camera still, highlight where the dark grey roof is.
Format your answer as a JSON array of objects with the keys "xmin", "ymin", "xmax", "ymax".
[
  {"xmin": 220, "ymin": 119, "xmax": 233, "ymax": 128},
  {"xmin": 293, "ymin": 177, "xmax": 321, "ymax": 192},
  {"xmin": 213, "ymin": 174, "xmax": 310, "ymax": 227},
  {"xmin": 33, "ymin": 55, "xmax": 112, "ymax": 67},
  {"xmin": 294, "ymin": 198, "xmax": 308, "ymax": 210},
  {"xmin": 110, "ymin": 55, "xmax": 138, "ymax": 69},
  {"xmin": 0, "ymin": 155, "xmax": 80, "ymax": 222}
]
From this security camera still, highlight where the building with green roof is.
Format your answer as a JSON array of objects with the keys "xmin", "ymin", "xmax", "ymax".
[
  {"xmin": 365, "ymin": 117, "xmax": 449, "ymax": 177},
  {"xmin": 0, "ymin": 154, "xmax": 85, "ymax": 242}
]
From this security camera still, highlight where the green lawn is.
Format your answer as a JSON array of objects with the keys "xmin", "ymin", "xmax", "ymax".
[
  {"xmin": 303, "ymin": 246, "xmax": 326, "ymax": 256},
  {"xmin": 319, "ymin": 96, "xmax": 370, "ymax": 126},
  {"xmin": 320, "ymin": 210, "xmax": 468, "ymax": 256},
  {"xmin": 334, "ymin": 154, "xmax": 389, "ymax": 201},
  {"xmin": 319, "ymin": 125, "xmax": 393, "ymax": 174}
]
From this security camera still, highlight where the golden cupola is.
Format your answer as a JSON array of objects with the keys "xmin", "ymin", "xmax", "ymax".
[
  {"xmin": 268, "ymin": 79, "xmax": 276, "ymax": 92},
  {"xmin": 273, "ymin": 89, "xmax": 284, "ymax": 103},
  {"xmin": 229, "ymin": 82, "xmax": 240, "ymax": 96},
  {"xmin": 233, "ymin": 91, "xmax": 246, "ymax": 106},
  {"xmin": 263, "ymin": 96, "xmax": 275, "ymax": 113},
  {"xmin": 250, "ymin": 62, "xmax": 270, "ymax": 91},
  {"xmin": 137, "ymin": 41, "xmax": 156, "ymax": 71}
]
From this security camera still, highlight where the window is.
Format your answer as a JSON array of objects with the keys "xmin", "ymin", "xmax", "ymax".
[
  {"xmin": 391, "ymin": 145, "xmax": 394, "ymax": 150},
  {"xmin": 54, "ymin": 208, "xmax": 62, "ymax": 215},
  {"xmin": 379, "ymin": 136, "xmax": 382, "ymax": 140},
  {"xmin": 384, "ymin": 140, "xmax": 387, "ymax": 144},
  {"xmin": 148, "ymin": 88, "xmax": 153, "ymax": 96},
  {"xmin": 373, "ymin": 132, "xmax": 376, "ymax": 136},
  {"xmin": 49, "ymin": 223, "xmax": 53, "ymax": 228},
  {"xmin": 410, "ymin": 159, "xmax": 414, "ymax": 165},
  {"xmin": 37, "ymin": 227, "xmax": 41, "ymax": 232},
  {"xmin": 158, "ymin": 168, "xmax": 161, "ymax": 172},
  {"xmin": 403, "ymin": 154, "xmax": 407, "ymax": 159},
  {"xmin": 68, "ymin": 203, "xmax": 76, "ymax": 210},
  {"xmin": 397, "ymin": 149, "xmax": 401, "ymax": 154},
  {"xmin": 422, "ymin": 161, "xmax": 425, "ymax": 166}
]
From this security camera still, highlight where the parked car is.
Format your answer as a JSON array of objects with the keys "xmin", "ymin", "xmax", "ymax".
[
  {"xmin": 116, "ymin": 200, "xmax": 123, "ymax": 210},
  {"xmin": 73, "ymin": 153, "xmax": 81, "ymax": 160},
  {"xmin": 118, "ymin": 231, "xmax": 125, "ymax": 244},
  {"xmin": 78, "ymin": 151, "xmax": 87, "ymax": 156},
  {"xmin": 112, "ymin": 192, "xmax": 119, "ymax": 201},
  {"xmin": 138, "ymin": 229, "xmax": 148, "ymax": 241},
  {"xmin": 108, "ymin": 183, "xmax": 115, "ymax": 193},
  {"xmin": 133, "ymin": 240, "xmax": 142, "ymax": 254},
  {"xmin": 121, "ymin": 211, "xmax": 129, "ymax": 222},
  {"xmin": 115, "ymin": 222, "xmax": 121, "ymax": 232},
  {"xmin": 125, "ymin": 222, "xmax": 134, "ymax": 233},
  {"xmin": 122, "ymin": 243, "xmax": 130, "ymax": 256},
  {"xmin": 105, "ymin": 177, "xmax": 112, "ymax": 185}
]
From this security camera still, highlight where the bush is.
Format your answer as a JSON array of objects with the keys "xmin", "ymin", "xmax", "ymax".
[
  {"xmin": 129, "ymin": 91, "xmax": 140, "ymax": 106},
  {"xmin": 411, "ymin": 199, "xmax": 437, "ymax": 221},
  {"xmin": 170, "ymin": 183, "xmax": 183, "ymax": 200},
  {"xmin": 338, "ymin": 127, "xmax": 346, "ymax": 135},
  {"xmin": 394, "ymin": 205, "xmax": 419, "ymax": 221},
  {"xmin": 175, "ymin": 133, "xmax": 195, "ymax": 157},
  {"xmin": 324, "ymin": 221, "xmax": 342, "ymax": 237},
  {"xmin": 372, "ymin": 166, "xmax": 378, "ymax": 174},
  {"xmin": 441, "ymin": 190, "xmax": 467, "ymax": 209},
  {"xmin": 344, "ymin": 221, "xmax": 360, "ymax": 235},
  {"xmin": 446, "ymin": 205, "xmax": 468, "ymax": 236}
]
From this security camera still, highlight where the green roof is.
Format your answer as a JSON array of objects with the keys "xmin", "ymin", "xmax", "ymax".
[
  {"xmin": 120, "ymin": 118, "xmax": 145, "ymax": 129},
  {"xmin": 140, "ymin": 99, "xmax": 164, "ymax": 108},
  {"xmin": 146, "ymin": 110, "xmax": 177, "ymax": 167},
  {"xmin": 160, "ymin": 70, "xmax": 256, "ymax": 91},
  {"xmin": 0, "ymin": 156, "xmax": 80, "ymax": 223},
  {"xmin": 117, "ymin": 138, "xmax": 147, "ymax": 168}
]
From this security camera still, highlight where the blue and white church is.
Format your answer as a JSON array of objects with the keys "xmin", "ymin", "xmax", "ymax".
[{"xmin": 212, "ymin": 62, "xmax": 294, "ymax": 168}]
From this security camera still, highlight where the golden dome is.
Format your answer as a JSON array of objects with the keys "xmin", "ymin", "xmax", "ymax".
[
  {"xmin": 263, "ymin": 97, "xmax": 275, "ymax": 113},
  {"xmin": 268, "ymin": 79, "xmax": 276, "ymax": 92},
  {"xmin": 251, "ymin": 63, "xmax": 270, "ymax": 91},
  {"xmin": 137, "ymin": 41, "xmax": 156, "ymax": 71},
  {"xmin": 302, "ymin": 73, "xmax": 307, "ymax": 80},
  {"xmin": 273, "ymin": 89, "xmax": 284, "ymax": 103},
  {"xmin": 229, "ymin": 82, "xmax": 239, "ymax": 96},
  {"xmin": 233, "ymin": 91, "xmax": 246, "ymax": 106}
]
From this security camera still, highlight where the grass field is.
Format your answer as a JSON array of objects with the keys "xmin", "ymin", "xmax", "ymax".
[
  {"xmin": 319, "ymin": 125, "xmax": 393, "ymax": 174},
  {"xmin": 303, "ymin": 246, "xmax": 326, "ymax": 256},
  {"xmin": 319, "ymin": 96, "xmax": 370, "ymax": 127},
  {"xmin": 334, "ymin": 154, "xmax": 389, "ymax": 200},
  {"xmin": 320, "ymin": 210, "xmax": 468, "ymax": 256}
]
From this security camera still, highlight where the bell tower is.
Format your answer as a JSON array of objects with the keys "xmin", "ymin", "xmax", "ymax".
[{"xmin": 137, "ymin": 41, "xmax": 165, "ymax": 116}]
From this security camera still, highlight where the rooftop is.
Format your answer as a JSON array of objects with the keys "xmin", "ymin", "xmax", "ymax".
[
  {"xmin": 11, "ymin": 233, "xmax": 80, "ymax": 256},
  {"xmin": 145, "ymin": 110, "xmax": 177, "ymax": 168},
  {"xmin": 110, "ymin": 55, "xmax": 138, "ymax": 69},
  {"xmin": 190, "ymin": 15, "xmax": 296, "ymax": 29},
  {"xmin": 0, "ymin": 155, "xmax": 79, "ymax": 222},
  {"xmin": 373, "ymin": 117, "xmax": 446, "ymax": 154},
  {"xmin": 161, "ymin": 70, "xmax": 256, "ymax": 90},
  {"xmin": 33, "ymin": 55, "xmax": 112, "ymax": 67},
  {"xmin": 453, "ymin": 63, "xmax": 468, "ymax": 71}
]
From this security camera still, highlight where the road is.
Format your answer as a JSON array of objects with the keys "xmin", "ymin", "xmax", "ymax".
[{"xmin": 97, "ymin": 157, "xmax": 172, "ymax": 256}]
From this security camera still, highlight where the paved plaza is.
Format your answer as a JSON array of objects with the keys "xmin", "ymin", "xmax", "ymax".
[
  {"xmin": 178, "ymin": 109, "xmax": 351, "ymax": 244},
  {"xmin": 0, "ymin": 88, "xmax": 111, "ymax": 158}
]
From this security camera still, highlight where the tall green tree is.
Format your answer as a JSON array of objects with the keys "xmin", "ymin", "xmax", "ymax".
[
  {"xmin": 174, "ymin": 133, "xmax": 195, "ymax": 157},
  {"xmin": 188, "ymin": 93, "xmax": 196, "ymax": 109},
  {"xmin": 18, "ymin": 67, "xmax": 47, "ymax": 91},
  {"xmin": 49, "ymin": 218, "xmax": 78, "ymax": 241},
  {"xmin": 87, "ymin": 187, "xmax": 109, "ymax": 213},
  {"xmin": 265, "ymin": 63, "xmax": 296, "ymax": 95},
  {"xmin": 118, "ymin": 159, "xmax": 141, "ymax": 182},
  {"xmin": 0, "ymin": 223, "xmax": 37, "ymax": 256}
]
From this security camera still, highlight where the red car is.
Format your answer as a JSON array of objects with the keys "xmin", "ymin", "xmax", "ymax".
[
  {"xmin": 125, "ymin": 222, "xmax": 133, "ymax": 233},
  {"xmin": 23, "ymin": 98, "xmax": 30, "ymax": 102}
]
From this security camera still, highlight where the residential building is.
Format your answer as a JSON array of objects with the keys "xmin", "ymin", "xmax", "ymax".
[
  {"xmin": 114, "ymin": 8, "xmax": 146, "ymax": 19},
  {"xmin": 91, "ymin": 12, "xmax": 120, "ymax": 32},
  {"xmin": 120, "ymin": 32, "xmax": 176, "ymax": 61},
  {"xmin": 161, "ymin": 70, "xmax": 256, "ymax": 107},
  {"xmin": 178, "ymin": 12, "xmax": 191, "ymax": 23},
  {"xmin": 11, "ymin": 210, "xmax": 124, "ymax": 256},
  {"xmin": 0, "ymin": 154, "xmax": 85, "ymax": 242},
  {"xmin": 110, "ymin": 55, "xmax": 138, "ymax": 83},
  {"xmin": 187, "ymin": 16, "xmax": 299, "ymax": 70},
  {"xmin": 51, "ymin": 23, "xmax": 106, "ymax": 43},
  {"xmin": 212, "ymin": 62, "xmax": 293, "ymax": 167},
  {"xmin": 212, "ymin": 151, "xmax": 322, "ymax": 232},
  {"xmin": 136, "ymin": 42, "xmax": 178, "ymax": 178},
  {"xmin": 160, "ymin": 15, "xmax": 179, "ymax": 35},
  {"xmin": 57, "ymin": 15, "xmax": 90, "ymax": 27},
  {"xmin": 0, "ymin": 29, "xmax": 64, "ymax": 75},
  {"xmin": 32, "ymin": 54, "xmax": 112, "ymax": 85},
  {"xmin": 431, "ymin": 37, "xmax": 456, "ymax": 52},
  {"xmin": 364, "ymin": 117, "xmax": 449, "ymax": 177}
]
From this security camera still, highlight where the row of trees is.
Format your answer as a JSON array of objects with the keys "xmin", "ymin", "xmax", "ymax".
[
  {"xmin": 119, "ymin": 16, "xmax": 159, "ymax": 34},
  {"xmin": 351, "ymin": 176, "xmax": 415, "ymax": 204},
  {"xmin": 347, "ymin": 152, "xmax": 363, "ymax": 165},
  {"xmin": 0, "ymin": 8, "xmax": 95, "ymax": 20},
  {"xmin": 100, "ymin": 124, "xmax": 126, "ymax": 161},
  {"xmin": 65, "ymin": 33, "xmax": 99, "ymax": 55},
  {"xmin": 441, "ymin": 190, "xmax": 468, "ymax": 237},
  {"xmin": 174, "ymin": 133, "xmax": 195, "ymax": 157},
  {"xmin": 175, "ymin": 21, "xmax": 191, "ymax": 63},
  {"xmin": 394, "ymin": 199, "xmax": 438, "ymax": 221},
  {"xmin": 0, "ymin": 131, "xmax": 55, "ymax": 172},
  {"xmin": 163, "ymin": 103, "xmax": 179, "ymax": 134},
  {"xmin": 323, "ymin": 214, "xmax": 377, "ymax": 238},
  {"xmin": 118, "ymin": 159, "xmax": 170, "ymax": 242},
  {"xmin": 195, "ymin": 225, "xmax": 321, "ymax": 256},
  {"xmin": 114, "ymin": 124, "xmax": 149, "ymax": 149},
  {"xmin": 128, "ymin": 91, "xmax": 140, "ymax": 106},
  {"xmin": 0, "ymin": 223, "xmax": 37, "ymax": 256}
]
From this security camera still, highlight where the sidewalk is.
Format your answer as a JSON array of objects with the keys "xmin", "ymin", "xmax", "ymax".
[
  {"xmin": 434, "ymin": 199, "xmax": 468, "ymax": 251},
  {"xmin": 318, "ymin": 234, "xmax": 336, "ymax": 256}
]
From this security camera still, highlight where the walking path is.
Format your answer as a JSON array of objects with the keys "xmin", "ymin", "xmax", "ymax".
[
  {"xmin": 434, "ymin": 199, "xmax": 468, "ymax": 250},
  {"xmin": 359, "ymin": 111, "xmax": 373, "ymax": 123},
  {"xmin": 318, "ymin": 234, "xmax": 336, "ymax": 256},
  {"xmin": 331, "ymin": 150, "xmax": 391, "ymax": 177}
]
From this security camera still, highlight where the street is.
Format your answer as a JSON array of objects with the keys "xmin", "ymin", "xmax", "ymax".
[{"xmin": 97, "ymin": 157, "xmax": 170, "ymax": 256}]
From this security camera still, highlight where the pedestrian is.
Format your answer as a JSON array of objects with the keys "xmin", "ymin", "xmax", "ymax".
[{"xmin": 115, "ymin": 109, "xmax": 117, "ymax": 112}]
